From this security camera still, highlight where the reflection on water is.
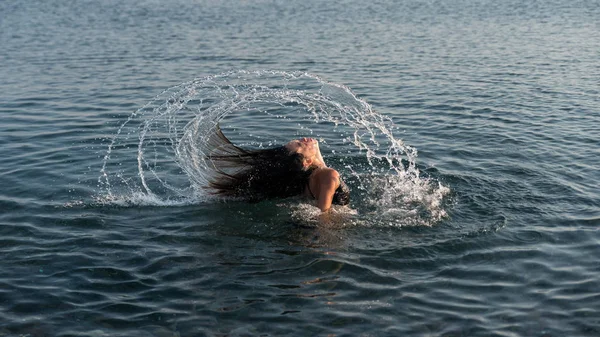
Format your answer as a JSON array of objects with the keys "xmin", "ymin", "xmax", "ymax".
[{"xmin": 1, "ymin": 0, "xmax": 599, "ymax": 335}]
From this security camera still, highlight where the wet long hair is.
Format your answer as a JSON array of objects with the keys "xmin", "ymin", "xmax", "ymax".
[{"xmin": 206, "ymin": 127, "xmax": 313, "ymax": 201}]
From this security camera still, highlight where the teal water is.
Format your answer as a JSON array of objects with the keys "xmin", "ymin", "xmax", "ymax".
[{"xmin": 1, "ymin": 0, "xmax": 599, "ymax": 336}]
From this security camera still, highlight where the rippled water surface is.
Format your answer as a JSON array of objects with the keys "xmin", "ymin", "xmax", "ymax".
[{"xmin": 1, "ymin": 0, "xmax": 599, "ymax": 336}]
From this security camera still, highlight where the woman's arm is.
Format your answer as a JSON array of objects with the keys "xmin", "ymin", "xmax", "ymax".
[{"xmin": 315, "ymin": 168, "xmax": 340, "ymax": 212}]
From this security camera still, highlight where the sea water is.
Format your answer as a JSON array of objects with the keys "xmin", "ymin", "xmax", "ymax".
[{"xmin": 0, "ymin": 0, "xmax": 599, "ymax": 336}]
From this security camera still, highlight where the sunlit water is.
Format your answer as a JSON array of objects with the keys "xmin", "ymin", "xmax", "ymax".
[{"xmin": 1, "ymin": 0, "xmax": 599, "ymax": 336}]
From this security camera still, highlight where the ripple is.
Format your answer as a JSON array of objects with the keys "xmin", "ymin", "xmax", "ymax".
[
  {"xmin": 513, "ymin": 229, "xmax": 545, "ymax": 243},
  {"xmin": 1, "ymin": 0, "xmax": 600, "ymax": 335}
]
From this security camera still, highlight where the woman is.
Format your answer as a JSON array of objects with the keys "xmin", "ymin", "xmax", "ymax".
[{"xmin": 206, "ymin": 128, "xmax": 349, "ymax": 212}]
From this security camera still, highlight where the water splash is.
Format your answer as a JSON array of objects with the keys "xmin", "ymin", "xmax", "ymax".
[{"xmin": 98, "ymin": 70, "xmax": 449, "ymax": 226}]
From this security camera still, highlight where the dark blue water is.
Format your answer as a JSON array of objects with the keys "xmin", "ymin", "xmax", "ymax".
[{"xmin": 1, "ymin": 0, "xmax": 599, "ymax": 336}]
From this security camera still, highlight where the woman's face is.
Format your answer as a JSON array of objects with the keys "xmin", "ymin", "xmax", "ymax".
[{"xmin": 285, "ymin": 137, "xmax": 320, "ymax": 159}]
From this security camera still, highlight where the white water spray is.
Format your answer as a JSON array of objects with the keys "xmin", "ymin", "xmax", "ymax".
[{"xmin": 98, "ymin": 70, "xmax": 449, "ymax": 226}]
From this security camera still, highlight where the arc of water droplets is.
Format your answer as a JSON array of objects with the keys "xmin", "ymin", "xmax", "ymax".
[
  {"xmin": 100, "ymin": 69, "xmax": 416, "ymax": 197},
  {"xmin": 98, "ymin": 70, "xmax": 447, "ymax": 226}
]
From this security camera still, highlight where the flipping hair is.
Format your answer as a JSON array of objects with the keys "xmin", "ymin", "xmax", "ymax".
[{"xmin": 206, "ymin": 127, "xmax": 312, "ymax": 201}]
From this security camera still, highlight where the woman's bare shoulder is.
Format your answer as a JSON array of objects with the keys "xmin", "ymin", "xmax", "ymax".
[{"xmin": 314, "ymin": 167, "xmax": 340, "ymax": 182}]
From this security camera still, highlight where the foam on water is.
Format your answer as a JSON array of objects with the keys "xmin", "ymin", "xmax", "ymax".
[{"xmin": 98, "ymin": 70, "xmax": 449, "ymax": 226}]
